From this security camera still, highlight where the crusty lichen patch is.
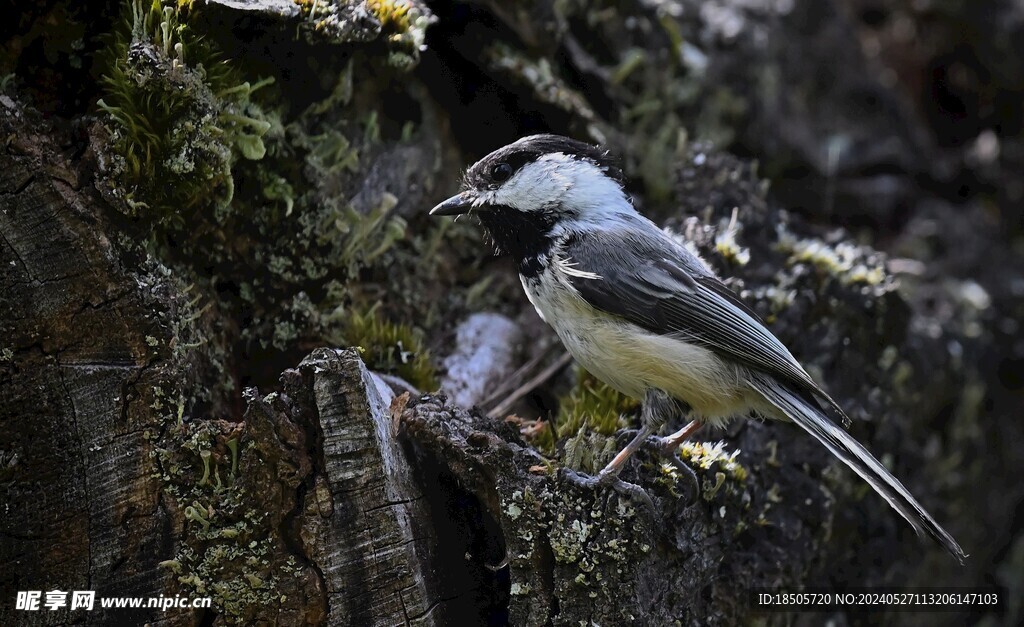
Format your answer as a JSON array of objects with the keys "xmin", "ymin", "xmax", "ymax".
[
  {"xmin": 149, "ymin": 387, "xmax": 314, "ymax": 623},
  {"xmin": 496, "ymin": 480, "xmax": 650, "ymax": 624}
]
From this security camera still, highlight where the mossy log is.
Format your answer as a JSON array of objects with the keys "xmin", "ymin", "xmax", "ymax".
[{"xmin": 0, "ymin": 99, "xmax": 824, "ymax": 625}]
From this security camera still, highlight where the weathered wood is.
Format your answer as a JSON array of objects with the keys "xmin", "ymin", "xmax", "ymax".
[
  {"xmin": 396, "ymin": 394, "xmax": 832, "ymax": 626},
  {"xmin": 440, "ymin": 313, "xmax": 522, "ymax": 410},
  {"xmin": 294, "ymin": 348, "xmax": 439, "ymax": 626},
  {"xmin": 0, "ymin": 98, "xmax": 198, "ymax": 625},
  {"xmin": 4, "ymin": 0, "xmax": 1022, "ymax": 622}
]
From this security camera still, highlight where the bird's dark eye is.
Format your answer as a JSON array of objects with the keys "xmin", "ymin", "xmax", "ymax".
[{"xmin": 491, "ymin": 162, "xmax": 513, "ymax": 182}]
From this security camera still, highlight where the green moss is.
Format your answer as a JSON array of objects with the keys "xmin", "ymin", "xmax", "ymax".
[
  {"xmin": 337, "ymin": 305, "xmax": 436, "ymax": 391},
  {"xmin": 552, "ymin": 367, "xmax": 638, "ymax": 472},
  {"xmin": 521, "ymin": 418, "xmax": 556, "ymax": 456},
  {"xmin": 97, "ymin": 0, "xmax": 275, "ymax": 224},
  {"xmin": 555, "ymin": 367, "xmax": 637, "ymax": 440}
]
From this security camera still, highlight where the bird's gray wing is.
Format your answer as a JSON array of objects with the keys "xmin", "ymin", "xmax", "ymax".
[{"xmin": 561, "ymin": 227, "xmax": 850, "ymax": 427}]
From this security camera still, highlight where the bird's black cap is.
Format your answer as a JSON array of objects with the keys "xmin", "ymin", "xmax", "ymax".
[{"xmin": 463, "ymin": 134, "xmax": 623, "ymax": 191}]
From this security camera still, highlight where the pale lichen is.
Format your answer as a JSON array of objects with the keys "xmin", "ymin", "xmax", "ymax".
[{"xmin": 776, "ymin": 224, "xmax": 888, "ymax": 286}]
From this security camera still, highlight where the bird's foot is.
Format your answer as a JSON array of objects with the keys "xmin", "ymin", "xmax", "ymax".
[
  {"xmin": 559, "ymin": 467, "xmax": 655, "ymax": 513},
  {"xmin": 644, "ymin": 436, "xmax": 700, "ymax": 505}
]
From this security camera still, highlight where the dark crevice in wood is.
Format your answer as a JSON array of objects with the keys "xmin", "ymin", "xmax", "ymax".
[{"xmin": 400, "ymin": 432, "xmax": 511, "ymax": 624}]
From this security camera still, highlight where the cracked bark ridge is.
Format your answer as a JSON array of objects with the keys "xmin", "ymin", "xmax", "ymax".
[
  {"xmin": 289, "ymin": 348, "xmax": 441, "ymax": 626},
  {"xmin": 396, "ymin": 394, "xmax": 832, "ymax": 626}
]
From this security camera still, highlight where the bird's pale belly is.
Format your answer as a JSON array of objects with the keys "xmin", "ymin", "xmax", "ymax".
[{"xmin": 523, "ymin": 275, "xmax": 757, "ymax": 422}]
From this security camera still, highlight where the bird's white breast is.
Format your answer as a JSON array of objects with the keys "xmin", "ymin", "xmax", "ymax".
[{"xmin": 522, "ymin": 267, "xmax": 759, "ymax": 423}]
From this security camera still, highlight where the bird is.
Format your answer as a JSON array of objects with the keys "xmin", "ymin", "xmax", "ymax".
[{"xmin": 430, "ymin": 133, "xmax": 966, "ymax": 562}]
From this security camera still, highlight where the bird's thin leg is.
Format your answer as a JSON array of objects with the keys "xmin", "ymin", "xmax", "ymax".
[
  {"xmin": 644, "ymin": 411, "xmax": 702, "ymax": 504},
  {"xmin": 595, "ymin": 424, "xmax": 658, "ymax": 481},
  {"xmin": 657, "ymin": 419, "xmax": 702, "ymax": 454},
  {"xmin": 596, "ymin": 388, "xmax": 673, "ymax": 481}
]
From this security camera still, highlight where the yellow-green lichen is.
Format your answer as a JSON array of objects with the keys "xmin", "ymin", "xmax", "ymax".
[
  {"xmin": 679, "ymin": 440, "xmax": 748, "ymax": 480},
  {"xmin": 776, "ymin": 225, "xmax": 887, "ymax": 286},
  {"xmin": 293, "ymin": 0, "xmax": 434, "ymax": 68},
  {"xmin": 675, "ymin": 440, "xmax": 749, "ymax": 503},
  {"xmin": 713, "ymin": 208, "xmax": 751, "ymax": 266},
  {"xmin": 366, "ymin": 0, "xmax": 435, "ymax": 69}
]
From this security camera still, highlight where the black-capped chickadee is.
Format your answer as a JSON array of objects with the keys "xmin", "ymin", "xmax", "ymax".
[{"xmin": 431, "ymin": 134, "xmax": 965, "ymax": 562}]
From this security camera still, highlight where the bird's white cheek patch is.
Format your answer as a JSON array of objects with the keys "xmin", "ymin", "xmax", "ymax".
[{"xmin": 492, "ymin": 160, "xmax": 571, "ymax": 212}]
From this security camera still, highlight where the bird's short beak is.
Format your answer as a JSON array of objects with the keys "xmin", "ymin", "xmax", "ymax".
[{"xmin": 430, "ymin": 191, "xmax": 477, "ymax": 216}]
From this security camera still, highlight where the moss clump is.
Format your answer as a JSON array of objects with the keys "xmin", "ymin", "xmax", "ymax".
[
  {"xmin": 554, "ymin": 367, "xmax": 639, "ymax": 473},
  {"xmin": 555, "ymin": 367, "xmax": 637, "ymax": 439},
  {"xmin": 98, "ymin": 0, "xmax": 275, "ymax": 224},
  {"xmin": 338, "ymin": 305, "xmax": 436, "ymax": 391}
]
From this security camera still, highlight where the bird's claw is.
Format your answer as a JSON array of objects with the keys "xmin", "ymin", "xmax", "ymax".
[
  {"xmin": 647, "ymin": 434, "xmax": 683, "ymax": 456},
  {"xmin": 559, "ymin": 468, "xmax": 656, "ymax": 513},
  {"xmin": 644, "ymin": 436, "xmax": 700, "ymax": 506},
  {"xmin": 597, "ymin": 468, "xmax": 656, "ymax": 512}
]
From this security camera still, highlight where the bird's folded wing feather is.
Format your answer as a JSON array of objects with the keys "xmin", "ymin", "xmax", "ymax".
[{"xmin": 562, "ymin": 227, "xmax": 850, "ymax": 428}]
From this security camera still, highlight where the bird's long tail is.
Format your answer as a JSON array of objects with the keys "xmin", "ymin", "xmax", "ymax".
[{"xmin": 748, "ymin": 374, "xmax": 966, "ymax": 563}]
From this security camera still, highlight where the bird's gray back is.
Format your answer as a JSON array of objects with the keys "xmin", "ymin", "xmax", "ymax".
[{"xmin": 554, "ymin": 217, "xmax": 851, "ymax": 428}]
